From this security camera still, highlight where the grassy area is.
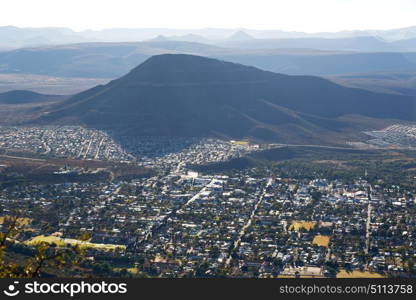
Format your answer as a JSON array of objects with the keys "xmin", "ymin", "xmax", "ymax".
[
  {"xmin": 25, "ymin": 235, "xmax": 67, "ymax": 246},
  {"xmin": 25, "ymin": 235, "xmax": 126, "ymax": 251},
  {"xmin": 112, "ymin": 267, "xmax": 139, "ymax": 275},
  {"xmin": 336, "ymin": 269, "xmax": 386, "ymax": 278},
  {"xmin": 0, "ymin": 216, "xmax": 31, "ymax": 226},
  {"xmin": 312, "ymin": 235, "xmax": 330, "ymax": 247},
  {"xmin": 230, "ymin": 140, "xmax": 249, "ymax": 145},
  {"xmin": 289, "ymin": 221, "xmax": 316, "ymax": 232},
  {"xmin": 126, "ymin": 267, "xmax": 139, "ymax": 274}
]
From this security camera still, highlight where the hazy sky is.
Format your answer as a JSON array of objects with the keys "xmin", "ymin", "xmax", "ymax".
[{"xmin": 1, "ymin": 0, "xmax": 415, "ymax": 32}]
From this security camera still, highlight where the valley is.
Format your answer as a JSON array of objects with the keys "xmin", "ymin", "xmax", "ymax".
[{"xmin": 0, "ymin": 33, "xmax": 416, "ymax": 279}]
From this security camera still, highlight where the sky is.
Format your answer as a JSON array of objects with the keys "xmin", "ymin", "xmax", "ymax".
[{"xmin": 1, "ymin": 0, "xmax": 415, "ymax": 32}]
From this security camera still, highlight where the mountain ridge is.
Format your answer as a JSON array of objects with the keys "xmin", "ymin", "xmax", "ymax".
[
  {"xmin": 34, "ymin": 54, "xmax": 416, "ymax": 145},
  {"xmin": 2, "ymin": 41, "xmax": 416, "ymax": 79},
  {"xmin": 0, "ymin": 90, "xmax": 66, "ymax": 104}
]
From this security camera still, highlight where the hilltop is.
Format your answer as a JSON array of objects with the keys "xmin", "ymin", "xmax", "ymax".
[{"xmin": 34, "ymin": 54, "xmax": 415, "ymax": 145}]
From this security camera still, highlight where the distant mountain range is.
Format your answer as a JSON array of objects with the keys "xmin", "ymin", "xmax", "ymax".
[
  {"xmin": 220, "ymin": 36, "xmax": 416, "ymax": 52},
  {"xmin": 1, "ymin": 41, "xmax": 416, "ymax": 78},
  {"xmin": 33, "ymin": 54, "xmax": 415, "ymax": 145},
  {"xmin": 2, "ymin": 25, "xmax": 416, "ymax": 48}
]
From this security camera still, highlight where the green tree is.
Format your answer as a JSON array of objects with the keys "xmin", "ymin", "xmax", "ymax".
[{"xmin": 0, "ymin": 213, "xmax": 85, "ymax": 278}]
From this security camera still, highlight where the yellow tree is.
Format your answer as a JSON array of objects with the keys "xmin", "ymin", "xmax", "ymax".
[{"xmin": 0, "ymin": 212, "xmax": 85, "ymax": 278}]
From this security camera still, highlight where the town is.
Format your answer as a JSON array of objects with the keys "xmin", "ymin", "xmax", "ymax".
[
  {"xmin": 359, "ymin": 124, "xmax": 416, "ymax": 148},
  {"xmin": 0, "ymin": 125, "xmax": 415, "ymax": 278},
  {"xmin": 0, "ymin": 126, "xmax": 260, "ymax": 169}
]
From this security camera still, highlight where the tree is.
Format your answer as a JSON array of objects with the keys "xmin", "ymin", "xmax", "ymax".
[
  {"xmin": 406, "ymin": 259, "xmax": 416, "ymax": 276},
  {"xmin": 0, "ymin": 212, "xmax": 85, "ymax": 278}
]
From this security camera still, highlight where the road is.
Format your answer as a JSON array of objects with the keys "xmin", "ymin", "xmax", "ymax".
[
  {"xmin": 269, "ymin": 143, "xmax": 366, "ymax": 151},
  {"xmin": 0, "ymin": 154, "xmax": 46, "ymax": 162},
  {"xmin": 225, "ymin": 177, "xmax": 273, "ymax": 267},
  {"xmin": 181, "ymin": 178, "xmax": 216, "ymax": 209},
  {"xmin": 174, "ymin": 161, "xmax": 185, "ymax": 174},
  {"xmin": 83, "ymin": 133, "xmax": 95, "ymax": 159},
  {"xmin": 94, "ymin": 138, "xmax": 104, "ymax": 160},
  {"xmin": 131, "ymin": 177, "xmax": 216, "ymax": 250},
  {"xmin": 365, "ymin": 203, "xmax": 372, "ymax": 254}
]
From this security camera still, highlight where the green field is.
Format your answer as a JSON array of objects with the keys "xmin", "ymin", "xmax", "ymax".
[
  {"xmin": 312, "ymin": 235, "xmax": 330, "ymax": 247},
  {"xmin": 25, "ymin": 235, "xmax": 126, "ymax": 251},
  {"xmin": 289, "ymin": 221, "xmax": 316, "ymax": 232},
  {"xmin": 336, "ymin": 269, "xmax": 386, "ymax": 278}
]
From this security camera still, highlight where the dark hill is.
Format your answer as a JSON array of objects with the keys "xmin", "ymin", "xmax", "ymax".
[
  {"xmin": 35, "ymin": 54, "xmax": 416, "ymax": 145},
  {"xmin": 0, "ymin": 90, "xmax": 66, "ymax": 104}
]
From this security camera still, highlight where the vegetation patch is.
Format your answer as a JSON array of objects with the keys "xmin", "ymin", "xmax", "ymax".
[
  {"xmin": 289, "ymin": 221, "xmax": 316, "ymax": 232},
  {"xmin": 0, "ymin": 216, "xmax": 31, "ymax": 226},
  {"xmin": 25, "ymin": 235, "xmax": 126, "ymax": 251},
  {"xmin": 336, "ymin": 269, "xmax": 386, "ymax": 278},
  {"xmin": 231, "ymin": 140, "xmax": 249, "ymax": 145},
  {"xmin": 312, "ymin": 235, "xmax": 330, "ymax": 247}
]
